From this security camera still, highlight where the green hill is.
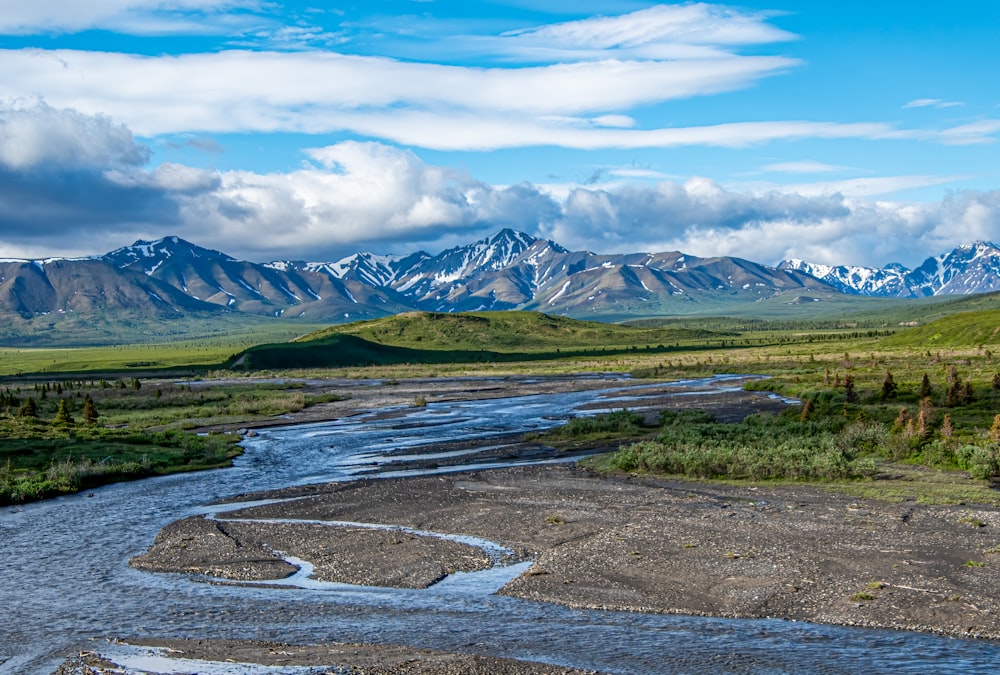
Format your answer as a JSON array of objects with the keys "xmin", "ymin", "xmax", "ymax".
[
  {"xmin": 300, "ymin": 311, "xmax": 731, "ymax": 352},
  {"xmin": 881, "ymin": 309, "xmax": 1000, "ymax": 349},
  {"xmin": 229, "ymin": 311, "xmax": 735, "ymax": 369}
]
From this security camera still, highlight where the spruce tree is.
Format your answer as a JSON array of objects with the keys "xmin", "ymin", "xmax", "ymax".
[
  {"xmin": 881, "ymin": 370, "xmax": 897, "ymax": 400},
  {"xmin": 82, "ymin": 395, "xmax": 99, "ymax": 425},
  {"xmin": 800, "ymin": 398, "xmax": 815, "ymax": 421},
  {"xmin": 54, "ymin": 399, "xmax": 74, "ymax": 426},
  {"xmin": 843, "ymin": 374, "xmax": 858, "ymax": 403},
  {"xmin": 17, "ymin": 397, "xmax": 37, "ymax": 418},
  {"xmin": 919, "ymin": 373, "xmax": 932, "ymax": 398}
]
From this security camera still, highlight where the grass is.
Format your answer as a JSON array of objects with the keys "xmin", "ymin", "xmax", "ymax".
[
  {"xmin": 7, "ymin": 306, "xmax": 1000, "ymax": 507},
  {"xmin": 0, "ymin": 322, "xmax": 326, "ymax": 375},
  {"xmin": 0, "ymin": 377, "xmax": 348, "ymax": 505},
  {"xmin": 0, "ymin": 420, "xmax": 241, "ymax": 505}
]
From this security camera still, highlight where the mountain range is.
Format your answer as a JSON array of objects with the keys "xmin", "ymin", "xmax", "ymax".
[
  {"xmin": 778, "ymin": 242, "xmax": 1000, "ymax": 298},
  {"xmin": 2, "ymin": 231, "xmax": 1000, "ymax": 334}
]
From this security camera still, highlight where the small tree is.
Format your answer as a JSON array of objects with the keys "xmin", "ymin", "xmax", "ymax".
[
  {"xmin": 54, "ymin": 399, "xmax": 74, "ymax": 426},
  {"xmin": 17, "ymin": 397, "xmax": 38, "ymax": 418},
  {"xmin": 800, "ymin": 398, "xmax": 815, "ymax": 421},
  {"xmin": 919, "ymin": 373, "xmax": 932, "ymax": 398},
  {"xmin": 82, "ymin": 395, "xmax": 99, "ymax": 425},
  {"xmin": 893, "ymin": 406, "xmax": 911, "ymax": 433},
  {"xmin": 991, "ymin": 415, "xmax": 1000, "ymax": 443},
  {"xmin": 881, "ymin": 370, "xmax": 897, "ymax": 400},
  {"xmin": 916, "ymin": 397, "xmax": 934, "ymax": 438},
  {"xmin": 844, "ymin": 374, "xmax": 858, "ymax": 403},
  {"xmin": 940, "ymin": 413, "xmax": 954, "ymax": 439}
]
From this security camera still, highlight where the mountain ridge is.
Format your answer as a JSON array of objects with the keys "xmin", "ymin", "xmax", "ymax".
[
  {"xmin": 2, "ymin": 231, "xmax": 998, "ymax": 335},
  {"xmin": 779, "ymin": 241, "xmax": 1000, "ymax": 298}
]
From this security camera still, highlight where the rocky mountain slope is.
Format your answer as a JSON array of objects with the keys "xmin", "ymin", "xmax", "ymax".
[
  {"xmin": 0, "ymin": 230, "xmax": 832, "ymax": 323},
  {"xmin": 4, "ymin": 231, "xmax": 999, "ymax": 329}
]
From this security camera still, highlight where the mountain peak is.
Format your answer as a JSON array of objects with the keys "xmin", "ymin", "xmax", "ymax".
[{"xmin": 104, "ymin": 236, "xmax": 234, "ymax": 271}]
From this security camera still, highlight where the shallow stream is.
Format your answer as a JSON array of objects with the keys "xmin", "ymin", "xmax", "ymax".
[{"xmin": 2, "ymin": 375, "xmax": 1000, "ymax": 674}]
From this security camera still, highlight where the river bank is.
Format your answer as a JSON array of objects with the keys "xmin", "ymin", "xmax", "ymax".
[
  {"xmin": 45, "ymin": 375, "xmax": 1000, "ymax": 673},
  {"xmin": 132, "ymin": 464, "xmax": 1000, "ymax": 645}
]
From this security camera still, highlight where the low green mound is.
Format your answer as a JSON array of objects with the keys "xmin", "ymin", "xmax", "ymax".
[
  {"xmin": 229, "ymin": 334, "xmax": 496, "ymax": 370},
  {"xmin": 882, "ymin": 309, "xmax": 1000, "ymax": 348},
  {"xmin": 227, "ymin": 311, "xmax": 734, "ymax": 370},
  {"xmin": 298, "ymin": 310, "xmax": 729, "ymax": 353}
]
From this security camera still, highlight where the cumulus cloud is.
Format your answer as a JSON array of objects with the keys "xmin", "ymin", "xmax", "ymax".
[
  {"xmin": 1, "ymin": 104, "xmax": 998, "ymax": 269},
  {"xmin": 0, "ymin": 98, "xmax": 149, "ymax": 169},
  {"xmin": 539, "ymin": 180, "xmax": 1000, "ymax": 268}
]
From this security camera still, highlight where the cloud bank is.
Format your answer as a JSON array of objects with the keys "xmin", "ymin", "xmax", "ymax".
[{"xmin": 1, "ymin": 103, "xmax": 998, "ymax": 268}]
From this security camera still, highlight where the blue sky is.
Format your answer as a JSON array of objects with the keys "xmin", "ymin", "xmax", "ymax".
[{"xmin": 0, "ymin": 1, "xmax": 998, "ymax": 267}]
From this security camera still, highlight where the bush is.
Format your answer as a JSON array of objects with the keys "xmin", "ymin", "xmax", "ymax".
[
  {"xmin": 556, "ymin": 409, "xmax": 644, "ymax": 437},
  {"xmin": 608, "ymin": 411, "xmax": 878, "ymax": 482}
]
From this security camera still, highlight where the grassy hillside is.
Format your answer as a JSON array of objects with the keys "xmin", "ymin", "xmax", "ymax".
[
  {"xmin": 0, "ymin": 322, "xmax": 326, "ymax": 376},
  {"xmin": 228, "ymin": 311, "xmax": 737, "ymax": 370},
  {"xmin": 880, "ymin": 309, "xmax": 1000, "ymax": 349},
  {"xmin": 302, "ymin": 311, "xmax": 732, "ymax": 352}
]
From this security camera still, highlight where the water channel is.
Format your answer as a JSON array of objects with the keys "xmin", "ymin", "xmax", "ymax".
[{"xmin": 2, "ymin": 376, "xmax": 1000, "ymax": 674}]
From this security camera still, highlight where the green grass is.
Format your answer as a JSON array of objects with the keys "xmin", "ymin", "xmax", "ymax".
[
  {"xmin": 0, "ymin": 418, "xmax": 241, "ymax": 505},
  {"xmin": 595, "ymin": 408, "xmax": 883, "ymax": 482},
  {"xmin": 0, "ymin": 322, "xmax": 326, "ymax": 375},
  {"xmin": 302, "ymin": 311, "xmax": 734, "ymax": 352},
  {"xmin": 6, "ymin": 299, "xmax": 1000, "ymax": 507},
  {"xmin": 227, "ymin": 312, "xmax": 741, "ymax": 370},
  {"xmin": 880, "ymin": 309, "xmax": 1000, "ymax": 349},
  {"xmin": 0, "ymin": 377, "xmax": 350, "ymax": 504}
]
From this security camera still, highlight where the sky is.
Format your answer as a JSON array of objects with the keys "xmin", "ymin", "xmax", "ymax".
[{"xmin": 0, "ymin": 1, "xmax": 998, "ymax": 268}]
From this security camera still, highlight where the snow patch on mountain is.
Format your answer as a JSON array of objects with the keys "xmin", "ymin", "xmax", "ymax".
[{"xmin": 780, "ymin": 242, "xmax": 1000, "ymax": 297}]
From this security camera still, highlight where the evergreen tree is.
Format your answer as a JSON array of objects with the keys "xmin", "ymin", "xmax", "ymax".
[
  {"xmin": 991, "ymin": 415, "xmax": 1000, "ymax": 443},
  {"xmin": 919, "ymin": 373, "xmax": 932, "ymax": 398},
  {"xmin": 843, "ymin": 374, "xmax": 858, "ymax": 403},
  {"xmin": 82, "ymin": 395, "xmax": 99, "ymax": 425},
  {"xmin": 880, "ymin": 370, "xmax": 897, "ymax": 400},
  {"xmin": 800, "ymin": 398, "xmax": 815, "ymax": 421},
  {"xmin": 18, "ymin": 397, "xmax": 38, "ymax": 418},
  {"xmin": 54, "ymin": 399, "xmax": 74, "ymax": 426},
  {"xmin": 940, "ymin": 413, "xmax": 954, "ymax": 439}
]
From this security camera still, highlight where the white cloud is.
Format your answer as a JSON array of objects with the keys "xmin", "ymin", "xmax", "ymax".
[
  {"xmin": 938, "ymin": 120, "xmax": 1000, "ymax": 145},
  {"xmin": 0, "ymin": 1, "xmax": 265, "ymax": 35},
  {"xmin": 0, "ymin": 104, "xmax": 998, "ymax": 270},
  {"xmin": 764, "ymin": 174, "xmax": 969, "ymax": 198},
  {"xmin": 4, "ymin": 49, "xmax": 989, "ymax": 152},
  {"xmin": 501, "ymin": 4, "xmax": 797, "ymax": 60},
  {"xmin": 0, "ymin": 98, "xmax": 149, "ymax": 169},
  {"xmin": 904, "ymin": 98, "xmax": 965, "ymax": 109},
  {"xmin": 0, "ymin": 49, "xmax": 797, "ymax": 137}
]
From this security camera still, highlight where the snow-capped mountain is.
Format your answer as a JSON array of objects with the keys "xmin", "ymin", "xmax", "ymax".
[
  {"xmin": 9, "ymin": 231, "xmax": 1000, "ymax": 333},
  {"xmin": 779, "ymin": 242, "xmax": 1000, "ymax": 298}
]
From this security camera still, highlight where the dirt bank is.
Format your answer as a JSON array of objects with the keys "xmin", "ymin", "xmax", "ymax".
[
  {"xmin": 55, "ymin": 638, "xmax": 603, "ymax": 674},
  {"xmin": 133, "ymin": 464, "xmax": 1000, "ymax": 640}
]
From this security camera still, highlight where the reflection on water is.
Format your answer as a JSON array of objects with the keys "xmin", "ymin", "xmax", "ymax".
[{"xmin": 2, "ymin": 375, "xmax": 999, "ymax": 674}]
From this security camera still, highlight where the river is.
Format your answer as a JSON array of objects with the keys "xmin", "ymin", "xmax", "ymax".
[{"xmin": 2, "ymin": 376, "xmax": 999, "ymax": 674}]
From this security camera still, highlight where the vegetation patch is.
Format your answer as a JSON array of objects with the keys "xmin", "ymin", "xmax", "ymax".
[{"xmin": 0, "ymin": 376, "xmax": 348, "ymax": 504}]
